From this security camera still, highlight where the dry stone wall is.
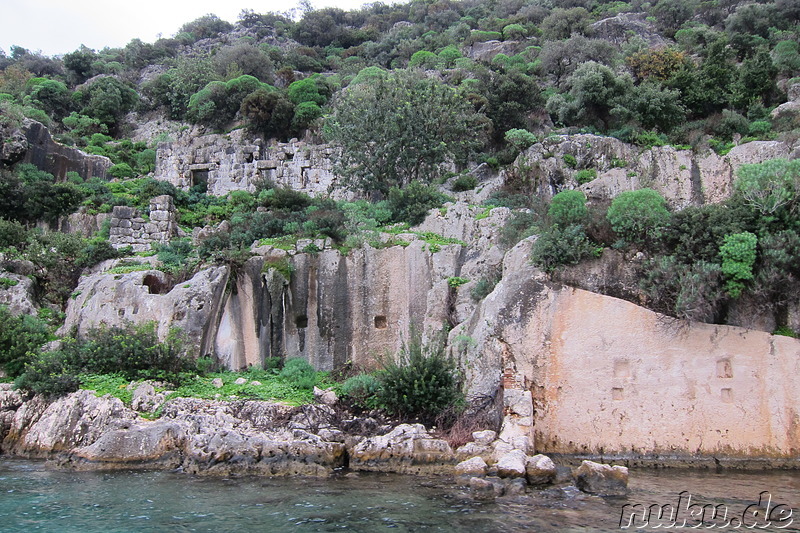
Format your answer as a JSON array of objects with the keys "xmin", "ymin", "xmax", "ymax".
[
  {"xmin": 154, "ymin": 128, "xmax": 345, "ymax": 198},
  {"xmin": 108, "ymin": 195, "xmax": 178, "ymax": 252}
]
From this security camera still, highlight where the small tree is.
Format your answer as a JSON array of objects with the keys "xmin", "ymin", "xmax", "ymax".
[
  {"xmin": 734, "ymin": 158, "xmax": 800, "ymax": 215},
  {"xmin": 325, "ymin": 69, "xmax": 487, "ymax": 196},
  {"xmin": 606, "ymin": 188, "xmax": 670, "ymax": 246}
]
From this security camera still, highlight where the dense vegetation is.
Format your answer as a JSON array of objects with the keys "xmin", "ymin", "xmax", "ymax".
[{"xmin": 1, "ymin": 0, "xmax": 800, "ymax": 411}]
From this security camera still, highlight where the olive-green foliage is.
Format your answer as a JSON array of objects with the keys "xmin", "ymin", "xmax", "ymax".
[
  {"xmin": 575, "ymin": 168, "xmax": 597, "ymax": 184},
  {"xmin": 734, "ymin": 159, "xmax": 800, "ymax": 216},
  {"xmin": 606, "ymin": 189, "xmax": 671, "ymax": 246},
  {"xmin": 0, "ymin": 163, "xmax": 85, "ymax": 225},
  {"xmin": 387, "ymin": 181, "xmax": 450, "ymax": 226},
  {"xmin": 74, "ymin": 77, "xmax": 138, "ymax": 133},
  {"xmin": 0, "ymin": 306, "xmax": 51, "ymax": 377},
  {"xmin": 143, "ymin": 56, "xmax": 217, "ymax": 120},
  {"xmin": 378, "ymin": 331, "xmax": 463, "ymax": 425},
  {"xmin": 188, "ymin": 75, "xmax": 273, "ymax": 129},
  {"xmin": 279, "ymin": 357, "xmax": 317, "ymax": 390},
  {"xmin": 341, "ymin": 373, "xmax": 382, "ymax": 410},
  {"xmin": 451, "ymin": 174, "xmax": 477, "ymax": 192},
  {"xmin": 719, "ymin": 231, "xmax": 758, "ymax": 298},
  {"xmin": 548, "ymin": 190, "xmax": 588, "ymax": 227},
  {"xmin": 16, "ymin": 322, "xmax": 194, "ymax": 397},
  {"xmin": 504, "ymin": 128, "xmax": 537, "ymax": 151},
  {"xmin": 240, "ymin": 88, "xmax": 294, "ymax": 140},
  {"xmin": 640, "ymin": 255, "xmax": 725, "ymax": 322},
  {"xmin": 531, "ymin": 224, "xmax": 596, "ymax": 272},
  {"xmin": 326, "ymin": 69, "xmax": 487, "ymax": 195}
]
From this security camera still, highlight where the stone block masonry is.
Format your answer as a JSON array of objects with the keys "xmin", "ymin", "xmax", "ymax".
[
  {"xmin": 154, "ymin": 129, "xmax": 347, "ymax": 198},
  {"xmin": 109, "ymin": 195, "xmax": 178, "ymax": 252}
]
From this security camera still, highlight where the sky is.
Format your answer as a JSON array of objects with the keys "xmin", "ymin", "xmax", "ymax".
[{"xmin": 1, "ymin": 0, "xmax": 374, "ymax": 57}]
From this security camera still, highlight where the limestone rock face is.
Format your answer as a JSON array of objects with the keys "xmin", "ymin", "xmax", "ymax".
[
  {"xmin": 4, "ymin": 390, "xmax": 137, "ymax": 457},
  {"xmin": 61, "ymin": 266, "xmax": 229, "ymax": 356},
  {"xmin": 0, "ymin": 122, "xmax": 28, "ymax": 167},
  {"xmin": 590, "ymin": 12, "xmax": 668, "ymax": 46},
  {"xmin": 350, "ymin": 423, "xmax": 455, "ymax": 474},
  {"xmin": 466, "ymin": 40, "xmax": 522, "ymax": 62},
  {"xmin": 574, "ymin": 460, "xmax": 629, "ymax": 496},
  {"xmin": 514, "ymin": 134, "xmax": 794, "ymax": 209},
  {"xmin": 21, "ymin": 120, "xmax": 111, "ymax": 180},
  {"xmin": 0, "ymin": 271, "xmax": 37, "ymax": 316}
]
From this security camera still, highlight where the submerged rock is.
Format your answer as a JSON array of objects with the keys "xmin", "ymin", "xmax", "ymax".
[{"xmin": 574, "ymin": 460, "xmax": 629, "ymax": 496}]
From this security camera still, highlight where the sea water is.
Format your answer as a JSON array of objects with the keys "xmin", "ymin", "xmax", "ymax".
[{"xmin": 0, "ymin": 458, "xmax": 798, "ymax": 532}]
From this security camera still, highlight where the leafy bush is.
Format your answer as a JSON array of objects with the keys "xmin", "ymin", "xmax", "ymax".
[
  {"xmin": 548, "ymin": 190, "xmax": 587, "ymax": 227},
  {"xmin": 720, "ymin": 231, "xmax": 758, "ymax": 298},
  {"xmin": 0, "ymin": 306, "xmax": 51, "ymax": 377},
  {"xmin": 15, "ymin": 322, "xmax": 194, "ymax": 397},
  {"xmin": 504, "ymin": 128, "xmax": 537, "ymax": 151},
  {"xmin": 606, "ymin": 188, "xmax": 670, "ymax": 246},
  {"xmin": 531, "ymin": 224, "xmax": 596, "ymax": 272},
  {"xmin": 341, "ymin": 373, "xmax": 382, "ymax": 410},
  {"xmin": 279, "ymin": 357, "xmax": 317, "ymax": 390},
  {"xmin": 378, "ymin": 331, "xmax": 463, "ymax": 425},
  {"xmin": 575, "ymin": 168, "xmax": 597, "ymax": 184},
  {"xmin": 640, "ymin": 255, "xmax": 724, "ymax": 322},
  {"xmin": 734, "ymin": 158, "xmax": 800, "ymax": 216},
  {"xmin": 387, "ymin": 181, "xmax": 450, "ymax": 226},
  {"xmin": 562, "ymin": 153, "xmax": 578, "ymax": 168},
  {"xmin": 451, "ymin": 174, "xmax": 477, "ymax": 192}
]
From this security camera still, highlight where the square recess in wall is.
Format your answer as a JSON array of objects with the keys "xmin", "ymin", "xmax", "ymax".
[{"xmin": 374, "ymin": 316, "xmax": 388, "ymax": 329}]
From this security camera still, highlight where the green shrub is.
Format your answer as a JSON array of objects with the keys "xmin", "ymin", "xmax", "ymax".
[
  {"xmin": 387, "ymin": 181, "xmax": 450, "ymax": 226},
  {"xmin": 562, "ymin": 153, "xmax": 578, "ymax": 169},
  {"xmin": 470, "ymin": 274, "xmax": 500, "ymax": 301},
  {"xmin": 378, "ymin": 330, "xmax": 463, "ymax": 425},
  {"xmin": 447, "ymin": 276, "xmax": 469, "ymax": 288},
  {"xmin": 734, "ymin": 158, "xmax": 800, "ymax": 216},
  {"xmin": 720, "ymin": 231, "xmax": 757, "ymax": 298},
  {"xmin": 0, "ymin": 306, "xmax": 51, "ymax": 377},
  {"xmin": 279, "ymin": 357, "xmax": 317, "ymax": 390},
  {"xmin": 531, "ymin": 224, "xmax": 597, "ymax": 271},
  {"xmin": 341, "ymin": 373, "xmax": 382, "ymax": 410},
  {"xmin": 575, "ymin": 168, "xmax": 597, "ymax": 184},
  {"xmin": 504, "ymin": 129, "xmax": 537, "ymax": 151},
  {"xmin": 548, "ymin": 190, "xmax": 588, "ymax": 227},
  {"xmin": 640, "ymin": 255, "xmax": 724, "ymax": 322},
  {"xmin": 606, "ymin": 188, "xmax": 670, "ymax": 246},
  {"xmin": 451, "ymin": 174, "xmax": 478, "ymax": 192},
  {"xmin": 108, "ymin": 163, "xmax": 135, "ymax": 179}
]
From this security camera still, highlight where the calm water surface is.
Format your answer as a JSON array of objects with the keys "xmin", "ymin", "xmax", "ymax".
[{"xmin": 0, "ymin": 458, "xmax": 798, "ymax": 532}]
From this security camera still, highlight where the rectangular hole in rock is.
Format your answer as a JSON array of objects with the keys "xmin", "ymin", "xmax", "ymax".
[
  {"xmin": 295, "ymin": 315, "xmax": 308, "ymax": 328},
  {"xmin": 374, "ymin": 315, "xmax": 387, "ymax": 329}
]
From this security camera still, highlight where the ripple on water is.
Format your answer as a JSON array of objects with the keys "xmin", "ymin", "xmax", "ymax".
[{"xmin": 0, "ymin": 459, "xmax": 799, "ymax": 532}]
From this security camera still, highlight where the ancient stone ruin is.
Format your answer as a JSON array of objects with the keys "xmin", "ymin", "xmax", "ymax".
[{"xmin": 109, "ymin": 195, "xmax": 178, "ymax": 252}]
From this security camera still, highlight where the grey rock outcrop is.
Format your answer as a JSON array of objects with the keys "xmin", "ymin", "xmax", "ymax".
[
  {"xmin": 526, "ymin": 454, "xmax": 557, "ymax": 487},
  {"xmin": 590, "ymin": 12, "xmax": 669, "ymax": 47},
  {"xmin": 574, "ymin": 460, "xmax": 629, "ymax": 496},
  {"xmin": 350, "ymin": 423, "xmax": 455, "ymax": 474},
  {"xmin": 466, "ymin": 40, "xmax": 523, "ymax": 62},
  {"xmin": 455, "ymin": 456, "xmax": 489, "ymax": 476},
  {"xmin": 515, "ymin": 134, "xmax": 794, "ymax": 208},
  {"xmin": 61, "ymin": 266, "xmax": 229, "ymax": 356},
  {"xmin": 0, "ymin": 271, "xmax": 37, "ymax": 316},
  {"xmin": 21, "ymin": 120, "xmax": 111, "ymax": 180},
  {"xmin": 495, "ymin": 449, "xmax": 527, "ymax": 478}
]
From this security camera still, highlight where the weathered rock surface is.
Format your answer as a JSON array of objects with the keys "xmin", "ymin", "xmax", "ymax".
[
  {"xmin": 590, "ymin": 12, "xmax": 668, "ymax": 46},
  {"xmin": 350, "ymin": 423, "xmax": 455, "ymax": 474},
  {"xmin": 574, "ymin": 460, "xmax": 629, "ymax": 496},
  {"xmin": 526, "ymin": 454, "xmax": 557, "ymax": 487},
  {"xmin": 495, "ymin": 449, "xmax": 527, "ymax": 479},
  {"xmin": 455, "ymin": 456, "xmax": 488, "ymax": 477},
  {"xmin": 22, "ymin": 120, "xmax": 112, "ymax": 180},
  {"xmin": 451, "ymin": 236, "xmax": 800, "ymax": 464},
  {"xmin": 0, "ymin": 271, "xmax": 37, "ymax": 316},
  {"xmin": 61, "ymin": 266, "xmax": 229, "ymax": 355},
  {"xmin": 513, "ymin": 134, "xmax": 794, "ymax": 208},
  {"xmin": 155, "ymin": 130, "xmax": 347, "ymax": 198}
]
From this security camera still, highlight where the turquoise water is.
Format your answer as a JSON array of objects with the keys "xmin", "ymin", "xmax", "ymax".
[{"xmin": 1, "ymin": 458, "xmax": 799, "ymax": 532}]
